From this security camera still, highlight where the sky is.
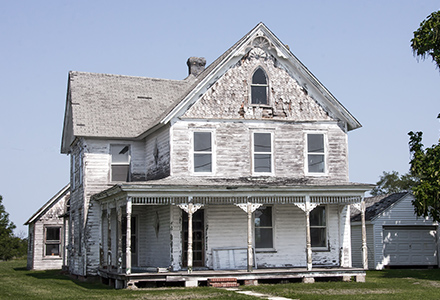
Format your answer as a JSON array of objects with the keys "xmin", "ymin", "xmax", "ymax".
[{"xmin": 0, "ymin": 0, "xmax": 439, "ymax": 235}]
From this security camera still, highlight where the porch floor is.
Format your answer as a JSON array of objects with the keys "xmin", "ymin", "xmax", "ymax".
[{"xmin": 98, "ymin": 267, "xmax": 366, "ymax": 289}]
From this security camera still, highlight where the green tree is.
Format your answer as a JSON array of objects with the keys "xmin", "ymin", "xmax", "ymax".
[
  {"xmin": 408, "ymin": 131, "xmax": 440, "ymax": 221},
  {"xmin": 371, "ymin": 170, "xmax": 417, "ymax": 196},
  {"xmin": 0, "ymin": 195, "xmax": 26, "ymax": 260},
  {"xmin": 411, "ymin": 10, "xmax": 440, "ymax": 70}
]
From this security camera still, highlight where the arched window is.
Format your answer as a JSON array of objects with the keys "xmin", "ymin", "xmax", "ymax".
[{"xmin": 251, "ymin": 68, "xmax": 268, "ymax": 105}]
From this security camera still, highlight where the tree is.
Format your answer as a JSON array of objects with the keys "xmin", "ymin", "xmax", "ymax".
[
  {"xmin": 370, "ymin": 170, "xmax": 417, "ymax": 196},
  {"xmin": 408, "ymin": 131, "xmax": 440, "ymax": 221},
  {"xmin": 0, "ymin": 195, "xmax": 26, "ymax": 260},
  {"xmin": 411, "ymin": 10, "xmax": 440, "ymax": 70}
]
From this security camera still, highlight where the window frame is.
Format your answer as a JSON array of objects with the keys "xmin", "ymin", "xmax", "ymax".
[
  {"xmin": 254, "ymin": 206, "xmax": 275, "ymax": 251},
  {"xmin": 305, "ymin": 132, "xmax": 328, "ymax": 176},
  {"xmin": 250, "ymin": 67, "xmax": 269, "ymax": 106},
  {"xmin": 310, "ymin": 205, "xmax": 328, "ymax": 250},
  {"xmin": 252, "ymin": 131, "xmax": 274, "ymax": 175},
  {"xmin": 191, "ymin": 130, "xmax": 215, "ymax": 175},
  {"xmin": 110, "ymin": 144, "xmax": 131, "ymax": 182},
  {"xmin": 44, "ymin": 226, "xmax": 62, "ymax": 258}
]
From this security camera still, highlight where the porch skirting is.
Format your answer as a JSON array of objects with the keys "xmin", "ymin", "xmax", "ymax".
[{"xmin": 98, "ymin": 267, "xmax": 366, "ymax": 289}]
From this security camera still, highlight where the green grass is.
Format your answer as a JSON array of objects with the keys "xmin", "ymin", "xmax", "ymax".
[{"xmin": 2, "ymin": 260, "xmax": 440, "ymax": 299}]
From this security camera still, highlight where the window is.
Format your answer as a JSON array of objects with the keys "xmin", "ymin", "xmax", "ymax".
[
  {"xmin": 310, "ymin": 206, "xmax": 326, "ymax": 248},
  {"xmin": 255, "ymin": 206, "xmax": 273, "ymax": 249},
  {"xmin": 307, "ymin": 134, "xmax": 325, "ymax": 173},
  {"xmin": 45, "ymin": 226, "xmax": 61, "ymax": 256},
  {"xmin": 253, "ymin": 132, "xmax": 272, "ymax": 173},
  {"xmin": 111, "ymin": 145, "xmax": 130, "ymax": 181},
  {"xmin": 251, "ymin": 68, "xmax": 268, "ymax": 105},
  {"xmin": 193, "ymin": 132, "xmax": 212, "ymax": 173}
]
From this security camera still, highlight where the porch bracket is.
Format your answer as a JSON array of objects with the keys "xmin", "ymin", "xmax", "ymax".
[
  {"xmin": 353, "ymin": 200, "xmax": 368, "ymax": 270},
  {"xmin": 235, "ymin": 202, "xmax": 263, "ymax": 272}
]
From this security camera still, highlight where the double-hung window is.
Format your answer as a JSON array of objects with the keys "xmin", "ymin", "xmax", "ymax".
[
  {"xmin": 255, "ymin": 206, "xmax": 273, "ymax": 249},
  {"xmin": 310, "ymin": 206, "xmax": 326, "ymax": 248},
  {"xmin": 307, "ymin": 133, "xmax": 325, "ymax": 174},
  {"xmin": 193, "ymin": 132, "xmax": 212, "ymax": 173},
  {"xmin": 45, "ymin": 226, "xmax": 61, "ymax": 256},
  {"xmin": 253, "ymin": 132, "xmax": 272, "ymax": 174},
  {"xmin": 111, "ymin": 145, "xmax": 130, "ymax": 181}
]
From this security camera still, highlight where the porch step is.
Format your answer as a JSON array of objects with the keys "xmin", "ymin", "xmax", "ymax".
[{"xmin": 208, "ymin": 277, "xmax": 239, "ymax": 288}]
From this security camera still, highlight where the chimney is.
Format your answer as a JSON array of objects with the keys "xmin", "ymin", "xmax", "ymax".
[{"xmin": 187, "ymin": 57, "xmax": 206, "ymax": 77}]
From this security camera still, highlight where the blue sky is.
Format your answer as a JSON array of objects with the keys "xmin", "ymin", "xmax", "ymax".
[{"xmin": 0, "ymin": 0, "xmax": 439, "ymax": 234}]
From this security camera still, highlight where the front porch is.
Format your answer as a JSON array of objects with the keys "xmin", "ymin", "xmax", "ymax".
[{"xmin": 98, "ymin": 266, "xmax": 366, "ymax": 289}]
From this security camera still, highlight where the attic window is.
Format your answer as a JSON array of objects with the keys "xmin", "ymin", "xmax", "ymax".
[
  {"xmin": 251, "ymin": 68, "xmax": 268, "ymax": 105},
  {"xmin": 137, "ymin": 96, "xmax": 152, "ymax": 100}
]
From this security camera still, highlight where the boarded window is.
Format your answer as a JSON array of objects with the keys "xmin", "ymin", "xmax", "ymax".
[
  {"xmin": 310, "ymin": 206, "xmax": 326, "ymax": 248},
  {"xmin": 45, "ymin": 226, "xmax": 61, "ymax": 256},
  {"xmin": 255, "ymin": 206, "xmax": 273, "ymax": 249},
  {"xmin": 193, "ymin": 132, "xmax": 212, "ymax": 173},
  {"xmin": 251, "ymin": 68, "xmax": 268, "ymax": 105},
  {"xmin": 307, "ymin": 134, "xmax": 325, "ymax": 173},
  {"xmin": 111, "ymin": 145, "xmax": 130, "ymax": 181},
  {"xmin": 254, "ymin": 132, "xmax": 272, "ymax": 173}
]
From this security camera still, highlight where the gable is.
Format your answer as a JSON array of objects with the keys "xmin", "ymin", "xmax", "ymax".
[
  {"xmin": 182, "ymin": 47, "xmax": 332, "ymax": 121},
  {"xmin": 163, "ymin": 23, "xmax": 361, "ymax": 132}
]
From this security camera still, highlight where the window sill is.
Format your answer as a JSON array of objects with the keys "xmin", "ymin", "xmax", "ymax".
[
  {"xmin": 43, "ymin": 256, "xmax": 62, "ymax": 260},
  {"xmin": 255, "ymin": 248, "xmax": 277, "ymax": 253},
  {"xmin": 250, "ymin": 104, "xmax": 272, "ymax": 108},
  {"xmin": 312, "ymin": 247, "xmax": 330, "ymax": 252}
]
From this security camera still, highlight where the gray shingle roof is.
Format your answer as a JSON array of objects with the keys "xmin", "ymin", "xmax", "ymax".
[
  {"xmin": 351, "ymin": 192, "xmax": 409, "ymax": 222},
  {"xmin": 68, "ymin": 71, "xmax": 196, "ymax": 138}
]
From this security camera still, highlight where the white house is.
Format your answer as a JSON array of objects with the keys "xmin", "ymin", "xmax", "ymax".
[
  {"xmin": 351, "ymin": 192, "xmax": 439, "ymax": 270},
  {"xmin": 25, "ymin": 184, "xmax": 70, "ymax": 270},
  {"xmin": 61, "ymin": 23, "xmax": 372, "ymax": 288}
]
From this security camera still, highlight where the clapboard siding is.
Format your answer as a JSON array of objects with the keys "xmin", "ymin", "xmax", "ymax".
[
  {"xmin": 145, "ymin": 125, "xmax": 170, "ymax": 180},
  {"xmin": 170, "ymin": 120, "xmax": 348, "ymax": 181},
  {"xmin": 312, "ymin": 205, "xmax": 340, "ymax": 266},
  {"xmin": 170, "ymin": 205, "xmax": 183, "ymax": 271}
]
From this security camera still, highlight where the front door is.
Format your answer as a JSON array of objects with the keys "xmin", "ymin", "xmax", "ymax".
[{"xmin": 182, "ymin": 209, "xmax": 204, "ymax": 267}]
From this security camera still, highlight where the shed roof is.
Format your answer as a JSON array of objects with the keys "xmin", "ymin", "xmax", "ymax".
[{"xmin": 351, "ymin": 192, "xmax": 410, "ymax": 222}]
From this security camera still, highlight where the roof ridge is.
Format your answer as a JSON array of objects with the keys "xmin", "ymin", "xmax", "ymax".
[{"xmin": 69, "ymin": 70, "xmax": 192, "ymax": 83}]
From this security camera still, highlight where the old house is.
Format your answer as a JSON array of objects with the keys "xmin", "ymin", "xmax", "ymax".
[
  {"xmin": 351, "ymin": 192, "xmax": 439, "ymax": 269},
  {"xmin": 25, "ymin": 184, "xmax": 70, "ymax": 270},
  {"xmin": 61, "ymin": 23, "xmax": 372, "ymax": 288}
]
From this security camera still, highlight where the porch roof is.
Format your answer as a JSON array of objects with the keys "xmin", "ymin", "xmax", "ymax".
[{"xmin": 92, "ymin": 177, "xmax": 373, "ymax": 205}]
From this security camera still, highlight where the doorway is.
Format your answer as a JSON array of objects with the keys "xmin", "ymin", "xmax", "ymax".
[{"xmin": 182, "ymin": 209, "xmax": 204, "ymax": 267}]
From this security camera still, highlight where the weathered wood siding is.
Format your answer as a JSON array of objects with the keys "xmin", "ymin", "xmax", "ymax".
[
  {"xmin": 170, "ymin": 205, "xmax": 183, "ymax": 271},
  {"xmin": 171, "ymin": 121, "xmax": 347, "ymax": 181},
  {"xmin": 28, "ymin": 194, "xmax": 67, "ymax": 270},
  {"xmin": 145, "ymin": 125, "xmax": 170, "ymax": 180}
]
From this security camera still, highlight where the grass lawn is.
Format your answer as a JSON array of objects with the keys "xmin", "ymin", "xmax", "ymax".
[{"xmin": 2, "ymin": 259, "xmax": 440, "ymax": 300}]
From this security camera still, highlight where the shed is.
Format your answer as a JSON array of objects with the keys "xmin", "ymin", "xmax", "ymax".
[
  {"xmin": 25, "ymin": 184, "xmax": 70, "ymax": 270},
  {"xmin": 351, "ymin": 192, "xmax": 439, "ymax": 269}
]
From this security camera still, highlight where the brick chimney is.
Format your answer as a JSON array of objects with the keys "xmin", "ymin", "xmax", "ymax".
[{"xmin": 187, "ymin": 57, "xmax": 206, "ymax": 77}]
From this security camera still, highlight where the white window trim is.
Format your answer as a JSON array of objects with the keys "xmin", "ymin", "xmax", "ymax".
[
  {"xmin": 44, "ymin": 226, "xmax": 62, "ymax": 258},
  {"xmin": 250, "ymin": 66, "xmax": 270, "ymax": 107},
  {"xmin": 190, "ymin": 129, "xmax": 215, "ymax": 175},
  {"xmin": 310, "ymin": 205, "xmax": 328, "ymax": 251},
  {"xmin": 110, "ymin": 144, "xmax": 131, "ymax": 182},
  {"xmin": 252, "ymin": 131, "xmax": 274, "ymax": 176},
  {"xmin": 305, "ymin": 131, "xmax": 328, "ymax": 176},
  {"xmin": 254, "ymin": 205, "xmax": 276, "ymax": 252}
]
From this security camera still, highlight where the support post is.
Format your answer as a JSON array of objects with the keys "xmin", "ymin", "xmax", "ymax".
[
  {"xmin": 117, "ymin": 206, "xmax": 123, "ymax": 273},
  {"xmin": 361, "ymin": 200, "xmax": 368, "ymax": 270},
  {"xmin": 306, "ymin": 208, "xmax": 313, "ymax": 271},
  {"xmin": 107, "ymin": 207, "xmax": 112, "ymax": 268},
  {"xmin": 126, "ymin": 198, "xmax": 132, "ymax": 275},
  {"xmin": 247, "ymin": 203, "xmax": 253, "ymax": 272},
  {"xmin": 187, "ymin": 202, "xmax": 194, "ymax": 274}
]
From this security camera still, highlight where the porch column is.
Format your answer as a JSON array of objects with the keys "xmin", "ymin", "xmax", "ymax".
[
  {"xmin": 178, "ymin": 200, "xmax": 203, "ymax": 274},
  {"xmin": 236, "ymin": 202, "xmax": 262, "ymax": 272},
  {"xmin": 117, "ymin": 206, "xmax": 123, "ymax": 273},
  {"xmin": 126, "ymin": 197, "xmax": 132, "ymax": 275},
  {"xmin": 107, "ymin": 206, "xmax": 112, "ymax": 267},
  {"xmin": 353, "ymin": 200, "xmax": 368, "ymax": 270},
  {"xmin": 294, "ymin": 199, "xmax": 318, "ymax": 271},
  {"xmin": 62, "ymin": 215, "xmax": 67, "ymax": 268},
  {"xmin": 360, "ymin": 200, "xmax": 368, "ymax": 270}
]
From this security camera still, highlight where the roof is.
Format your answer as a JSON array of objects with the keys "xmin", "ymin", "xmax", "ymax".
[
  {"xmin": 351, "ymin": 192, "xmax": 410, "ymax": 222},
  {"xmin": 24, "ymin": 184, "xmax": 70, "ymax": 225},
  {"xmin": 62, "ymin": 22, "xmax": 362, "ymax": 153}
]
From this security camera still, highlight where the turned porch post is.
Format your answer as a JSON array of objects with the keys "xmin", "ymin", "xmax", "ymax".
[
  {"xmin": 117, "ymin": 206, "xmax": 123, "ymax": 273},
  {"xmin": 305, "ymin": 208, "xmax": 313, "ymax": 271},
  {"xmin": 360, "ymin": 200, "xmax": 368, "ymax": 270},
  {"xmin": 126, "ymin": 198, "xmax": 132, "ymax": 275},
  {"xmin": 187, "ymin": 202, "xmax": 194, "ymax": 273},
  {"xmin": 246, "ymin": 203, "xmax": 253, "ymax": 272},
  {"xmin": 107, "ymin": 206, "xmax": 112, "ymax": 268}
]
